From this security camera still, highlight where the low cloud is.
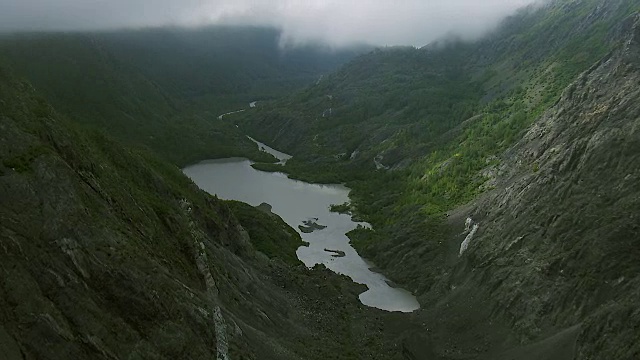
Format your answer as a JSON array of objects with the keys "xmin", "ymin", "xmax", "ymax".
[{"xmin": 0, "ymin": 0, "xmax": 536, "ymax": 46}]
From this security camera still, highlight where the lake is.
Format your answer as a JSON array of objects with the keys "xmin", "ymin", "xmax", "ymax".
[{"xmin": 183, "ymin": 148, "xmax": 419, "ymax": 312}]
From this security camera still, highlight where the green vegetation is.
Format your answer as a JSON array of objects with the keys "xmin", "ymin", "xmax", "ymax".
[
  {"xmin": 1, "ymin": 1, "xmax": 639, "ymax": 358},
  {"xmin": 250, "ymin": 162, "xmax": 286, "ymax": 173},
  {"xmin": 329, "ymin": 202, "xmax": 351, "ymax": 214},
  {"xmin": 238, "ymin": 0, "xmax": 639, "ymax": 259},
  {"xmin": 2, "ymin": 144, "xmax": 51, "ymax": 173},
  {"xmin": 0, "ymin": 64, "xmax": 403, "ymax": 360},
  {"xmin": 226, "ymin": 200, "xmax": 304, "ymax": 265},
  {"xmin": 0, "ymin": 27, "xmax": 369, "ymax": 166}
]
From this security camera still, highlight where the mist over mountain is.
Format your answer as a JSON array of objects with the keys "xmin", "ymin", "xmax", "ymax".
[{"xmin": 0, "ymin": 0, "xmax": 536, "ymax": 46}]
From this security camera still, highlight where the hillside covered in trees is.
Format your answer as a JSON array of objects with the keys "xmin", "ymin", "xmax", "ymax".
[{"xmin": 0, "ymin": 26, "xmax": 369, "ymax": 165}]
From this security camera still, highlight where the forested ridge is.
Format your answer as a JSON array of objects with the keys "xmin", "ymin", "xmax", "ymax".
[{"xmin": 0, "ymin": 26, "xmax": 369, "ymax": 165}]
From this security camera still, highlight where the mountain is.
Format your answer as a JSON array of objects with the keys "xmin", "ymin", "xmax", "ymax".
[
  {"xmin": 1, "ymin": 0, "xmax": 639, "ymax": 359},
  {"xmin": 94, "ymin": 27, "xmax": 370, "ymax": 104},
  {"xmin": 0, "ymin": 27, "xmax": 369, "ymax": 165},
  {"xmin": 237, "ymin": 0, "xmax": 640, "ymax": 358},
  {"xmin": 0, "ymin": 68, "xmax": 399, "ymax": 359},
  {"xmin": 390, "ymin": 12, "xmax": 640, "ymax": 358},
  {"xmin": 241, "ymin": 1, "xmax": 636, "ymax": 174}
]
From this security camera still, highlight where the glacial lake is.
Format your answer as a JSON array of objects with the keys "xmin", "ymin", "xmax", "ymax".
[{"xmin": 183, "ymin": 141, "xmax": 419, "ymax": 312}]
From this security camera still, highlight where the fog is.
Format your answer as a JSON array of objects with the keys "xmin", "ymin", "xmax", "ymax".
[{"xmin": 0, "ymin": 0, "xmax": 537, "ymax": 46}]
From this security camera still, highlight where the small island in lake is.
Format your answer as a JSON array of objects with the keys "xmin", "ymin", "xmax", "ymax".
[
  {"xmin": 298, "ymin": 218, "xmax": 327, "ymax": 233},
  {"xmin": 324, "ymin": 248, "xmax": 346, "ymax": 258}
]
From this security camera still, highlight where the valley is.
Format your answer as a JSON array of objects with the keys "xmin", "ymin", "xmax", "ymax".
[{"xmin": 1, "ymin": 0, "xmax": 639, "ymax": 359}]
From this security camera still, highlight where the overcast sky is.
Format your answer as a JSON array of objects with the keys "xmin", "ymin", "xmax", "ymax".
[{"xmin": 0, "ymin": 0, "xmax": 537, "ymax": 46}]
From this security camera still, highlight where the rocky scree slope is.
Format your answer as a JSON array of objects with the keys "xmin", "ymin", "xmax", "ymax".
[
  {"xmin": 384, "ymin": 13, "xmax": 640, "ymax": 360},
  {"xmin": 0, "ymin": 70, "xmax": 399, "ymax": 359}
]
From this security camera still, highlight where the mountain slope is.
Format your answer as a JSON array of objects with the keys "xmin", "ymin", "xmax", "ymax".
[
  {"xmin": 0, "ymin": 68, "xmax": 398, "ymax": 359},
  {"xmin": 95, "ymin": 27, "xmax": 370, "ymax": 103},
  {"xmin": 237, "ymin": 0, "xmax": 638, "ymax": 261},
  {"xmin": 0, "ymin": 27, "xmax": 369, "ymax": 165},
  {"xmin": 240, "ymin": 0, "xmax": 636, "ymax": 191},
  {"xmin": 236, "ymin": 1, "xmax": 640, "ymax": 358},
  {"xmin": 471, "ymin": 19, "xmax": 640, "ymax": 356},
  {"xmin": 1, "ymin": 1, "xmax": 638, "ymax": 359},
  {"xmin": 0, "ymin": 32, "xmax": 267, "ymax": 166},
  {"xmin": 393, "ymin": 13, "xmax": 640, "ymax": 359}
]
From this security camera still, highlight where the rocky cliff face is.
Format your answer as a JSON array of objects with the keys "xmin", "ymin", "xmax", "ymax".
[
  {"xmin": 389, "ymin": 13, "xmax": 640, "ymax": 360},
  {"xmin": 467, "ymin": 14, "xmax": 639, "ymax": 358},
  {"xmin": 0, "ymin": 70, "xmax": 398, "ymax": 359}
]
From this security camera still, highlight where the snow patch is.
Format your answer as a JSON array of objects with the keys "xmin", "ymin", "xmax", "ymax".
[
  {"xmin": 464, "ymin": 217, "xmax": 473, "ymax": 232},
  {"xmin": 459, "ymin": 218, "xmax": 479, "ymax": 256}
]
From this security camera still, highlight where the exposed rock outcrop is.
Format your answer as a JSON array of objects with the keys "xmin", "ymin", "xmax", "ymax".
[{"xmin": 397, "ymin": 13, "xmax": 640, "ymax": 359}]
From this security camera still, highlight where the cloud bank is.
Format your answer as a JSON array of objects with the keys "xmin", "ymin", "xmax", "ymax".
[{"xmin": 0, "ymin": 0, "xmax": 536, "ymax": 46}]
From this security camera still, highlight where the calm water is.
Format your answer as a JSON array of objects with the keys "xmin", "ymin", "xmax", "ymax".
[{"xmin": 183, "ymin": 157, "xmax": 419, "ymax": 312}]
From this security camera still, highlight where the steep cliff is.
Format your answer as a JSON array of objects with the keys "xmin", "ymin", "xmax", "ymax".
[{"xmin": 387, "ymin": 13, "xmax": 640, "ymax": 360}]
